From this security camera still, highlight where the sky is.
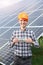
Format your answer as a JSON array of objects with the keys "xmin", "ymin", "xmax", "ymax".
[{"xmin": 0, "ymin": 0, "xmax": 22, "ymax": 9}]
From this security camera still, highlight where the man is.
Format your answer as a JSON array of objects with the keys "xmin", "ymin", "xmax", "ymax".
[{"xmin": 10, "ymin": 12, "xmax": 39, "ymax": 65}]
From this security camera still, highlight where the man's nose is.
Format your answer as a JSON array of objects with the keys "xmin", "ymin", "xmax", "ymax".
[{"xmin": 22, "ymin": 21, "xmax": 25, "ymax": 24}]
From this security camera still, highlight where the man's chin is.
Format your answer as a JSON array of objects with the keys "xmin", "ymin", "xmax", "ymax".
[
  {"xmin": 22, "ymin": 25, "xmax": 26, "ymax": 27},
  {"xmin": 22, "ymin": 26, "xmax": 26, "ymax": 28}
]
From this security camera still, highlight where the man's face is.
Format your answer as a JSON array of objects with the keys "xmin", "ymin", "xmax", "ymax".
[{"xmin": 19, "ymin": 19, "xmax": 28, "ymax": 28}]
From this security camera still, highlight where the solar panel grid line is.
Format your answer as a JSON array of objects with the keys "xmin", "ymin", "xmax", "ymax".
[
  {"xmin": 38, "ymin": 19, "xmax": 43, "ymax": 26},
  {"xmin": 25, "ymin": 3, "xmax": 43, "ymax": 13},
  {"xmin": 0, "ymin": 26, "xmax": 43, "ymax": 29},
  {"xmin": 25, "ymin": 1, "xmax": 43, "ymax": 12},
  {"xmin": 2, "ymin": 53, "xmax": 14, "ymax": 64},
  {"xmin": 0, "ymin": 48, "xmax": 11, "ymax": 56},
  {"xmin": 36, "ymin": 31, "xmax": 43, "ymax": 38},
  {"xmin": 0, "ymin": 46, "xmax": 11, "ymax": 58},
  {"xmin": 35, "ymin": 28, "xmax": 43, "ymax": 37},
  {"xmin": 28, "ymin": 13, "xmax": 43, "ymax": 26},
  {"xmin": 28, "ymin": 4, "xmax": 43, "ymax": 15},
  {"xmin": 0, "ymin": 15, "xmax": 17, "ymax": 26},
  {"xmin": 25, "ymin": 11, "xmax": 43, "ymax": 26},
  {"xmin": 0, "ymin": 51, "xmax": 13, "ymax": 57},
  {"xmin": 37, "ymin": 32, "xmax": 43, "ymax": 39},
  {"xmin": 0, "ymin": 28, "xmax": 14, "ymax": 39},
  {"xmin": 33, "ymin": 28, "xmax": 43, "ymax": 36},
  {"xmin": 0, "ymin": 0, "xmax": 42, "ymax": 27},
  {"xmin": 26, "ymin": 9, "xmax": 43, "ymax": 12},
  {"xmin": 35, "ymin": 28, "xmax": 43, "ymax": 35},
  {"xmin": 27, "ymin": 26, "xmax": 43, "ymax": 28},
  {"xmin": 30, "ymin": 17, "xmax": 43, "ymax": 26},
  {"xmin": 31, "ymin": 18, "xmax": 43, "ymax": 26},
  {"xmin": 0, "ymin": 41, "xmax": 8, "ymax": 48},
  {"xmin": 1, "ymin": 52, "xmax": 12, "ymax": 59},
  {"xmin": 0, "ymin": 43, "xmax": 11, "ymax": 51},
  {"xmin": 0, "ymin": 28, "xmax": 8, "ymax": 34},
  {"xmin": 0, "ymin": 41, "xmax": 9, "ymax": 50},
  {"xmin": 0, "ymin": 0, "xmax": 37, "ymax": 24},
  {"xmin": 0, "ymin": 50, "xmax": 14, "ymax": 60},
  {"xmin": 31, "ymin": 27, "xmax": 43, "ymax": 38},
  {"xmin": 0, "ymin": 13, "xmax": 16, "ymax": 25},
  {"xmin": 0, "ymin": 23, "xmax": 18, "ymax": 37},
  {"xmin": 1, "ymin": 16, "xmax": 17, "ymax": 27}
]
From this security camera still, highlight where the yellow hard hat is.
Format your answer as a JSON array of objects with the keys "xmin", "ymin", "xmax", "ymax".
[{"xmin": 18, "ymin": 12, "xmax": 28, "ymax": 21}]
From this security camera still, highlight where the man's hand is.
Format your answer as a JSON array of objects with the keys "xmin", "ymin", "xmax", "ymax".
[
  {"xmin": 13, "ymin": 38, "xmax": 33, "ymax": 44},
  {"xmin": 25, "ymin": 38, "xmax": 33, "ymax": 43},
  {"xmin": 13, "ymin": 38, "xmax": 19, "ymax": 43},
  {"xmin": 10, "ymin": 38, "xmax": 19, "ymax": 48}
]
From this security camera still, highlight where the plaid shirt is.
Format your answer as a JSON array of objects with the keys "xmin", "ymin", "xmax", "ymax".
[{"xmin": 10, "ymin": 28, "xmax": 39, "ymax": 57}]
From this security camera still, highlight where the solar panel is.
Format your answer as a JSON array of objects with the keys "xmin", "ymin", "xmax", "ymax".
[{"xmin": 0, "ymin": 0, "xmax": 43, "ymax": 65}]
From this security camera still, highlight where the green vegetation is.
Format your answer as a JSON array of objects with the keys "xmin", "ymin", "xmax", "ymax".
[
  {"xmin": 38, "ymin": 36, "xmax": 43, "ymax": 47},
  {"xmin": 32, "ymin": 47, "xmax": 43, "ymax": 65},
  {"xmin": 32, "ymin": 36, "xmax": 43, "ymax": 65}
]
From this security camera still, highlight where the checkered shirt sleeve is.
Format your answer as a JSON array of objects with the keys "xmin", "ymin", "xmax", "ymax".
[{"xmin": 30, "ymin": 31, "xmax": 39, "ymax": 47}]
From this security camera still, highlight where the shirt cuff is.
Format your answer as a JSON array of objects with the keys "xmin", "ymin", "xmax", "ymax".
[{"xmin": 33, "ymin": 41, "xmax": 40, "ymax": 48}]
